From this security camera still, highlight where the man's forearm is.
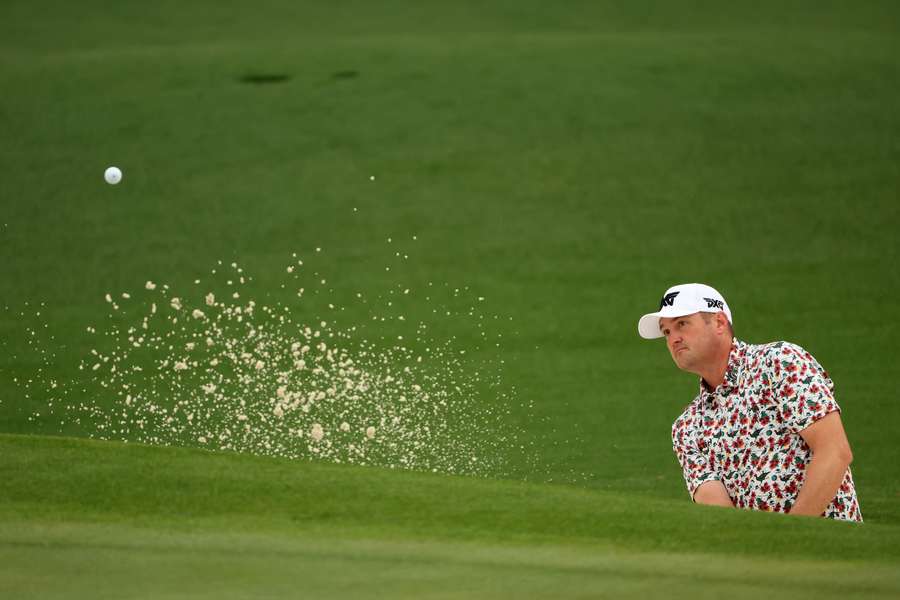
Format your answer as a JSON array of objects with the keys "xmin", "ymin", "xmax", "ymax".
[{"xmin": 790, "ymin": 450, "xmax": 851, "ymax": 517}]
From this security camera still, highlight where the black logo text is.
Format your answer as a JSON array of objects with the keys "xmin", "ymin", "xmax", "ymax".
[
  {"xmin": 659, "ymin": 291, "xmax": 680, "ymax": 309},
  {"xmin": 703, "ymin": 297, "xmax": 724, "ymax": 310}
]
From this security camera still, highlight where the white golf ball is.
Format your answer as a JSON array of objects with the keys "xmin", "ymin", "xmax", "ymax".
[{"xmin": 104, "ymin": 166, "xmax": 122, "ymax": 185}]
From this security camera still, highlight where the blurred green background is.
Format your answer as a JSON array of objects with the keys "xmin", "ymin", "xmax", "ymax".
[{"xmin": 1, "ymin": 1, "xmax": 899, "ymax": 596}]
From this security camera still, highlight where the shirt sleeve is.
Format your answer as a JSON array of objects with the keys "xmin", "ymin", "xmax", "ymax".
[
  {"xmin": 671, "ymin": 409, "xmax": 721, "ymax": 501},
  {"xmin": 768, "ymin": 343, "xmax": 841, "ymax": 434}
]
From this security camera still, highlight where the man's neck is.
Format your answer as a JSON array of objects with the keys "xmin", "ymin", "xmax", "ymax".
[{"xmin": 700, "ymin": 338, "xmax": 734, "ymax": 391}]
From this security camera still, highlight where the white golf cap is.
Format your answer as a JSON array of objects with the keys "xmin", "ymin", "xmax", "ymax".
[{"xmin": 637, "ymin": 283, "xmax": 732, "ymax": 339}]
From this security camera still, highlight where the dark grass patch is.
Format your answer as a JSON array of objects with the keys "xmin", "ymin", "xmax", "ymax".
[
  {"xmin": 238, "ymin": 73, "xmax": 291, "ymax": 85},
  {"xmin": 331, "ymin": 70, "xmax": 359, "ymax": 80}
]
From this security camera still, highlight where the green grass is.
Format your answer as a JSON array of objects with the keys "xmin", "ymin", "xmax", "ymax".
[
  {"xmin": 2, "ymin": 434, "xmax": 899, "ymax": 598},
  {"xmin": 2, "ymin": 0, "xmax": 900, "ymax": 596}
]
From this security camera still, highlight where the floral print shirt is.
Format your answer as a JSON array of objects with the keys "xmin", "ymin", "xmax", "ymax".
[{"xmin": 672, "ymin": 337, "xmax": 862, "ymax": 522}]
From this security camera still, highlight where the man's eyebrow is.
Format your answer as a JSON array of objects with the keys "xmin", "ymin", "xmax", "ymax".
[{"xmin": 659, "ymin": 316, "xmax": 688, "ymax": 331}]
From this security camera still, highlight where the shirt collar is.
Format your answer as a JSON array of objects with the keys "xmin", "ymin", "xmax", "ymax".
[{"xmin": 700, "ymin": 337, "xmax": 747, "ymax": 402}]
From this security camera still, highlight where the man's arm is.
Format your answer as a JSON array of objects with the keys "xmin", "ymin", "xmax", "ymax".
[
  {"xmin": 790, "ymin": 411, "xmax": 853, "ymax": 517},
  {"xmin": 693, "ymin": 480, "xmax": 734, "ymax": 507}
]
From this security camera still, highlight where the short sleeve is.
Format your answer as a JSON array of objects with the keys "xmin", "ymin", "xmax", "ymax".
[
  {"xmin": 672, "ymin": 410, "xmax": 721, "ymax": 501},
  {"xmin": 768, "ymin": 343, "xmax": 841, "ymax": 434}
]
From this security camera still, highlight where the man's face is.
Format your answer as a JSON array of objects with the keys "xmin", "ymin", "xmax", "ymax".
[{"xmin": 659, "ymin": 312, "xmax": 719, "ymax": 372}]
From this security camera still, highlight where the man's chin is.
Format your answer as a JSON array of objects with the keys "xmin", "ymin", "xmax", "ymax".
[{"xmin": 673, "ymin": 355, "xmax": 694, "ymax": 371}]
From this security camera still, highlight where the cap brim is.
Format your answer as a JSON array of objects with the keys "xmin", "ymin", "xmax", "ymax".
[
  {"xmin": 637, "ymin": 308, "xmax": 695, "ymax": 339},
  {"xmin": 638, "ymin": 313, "xmax": 664, "ymax": 339}
]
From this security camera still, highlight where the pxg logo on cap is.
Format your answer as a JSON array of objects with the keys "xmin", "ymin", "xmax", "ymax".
[
  {"xmin": 659, "ymin": 291, "xmax": 680, "ymax": 309},
  {"xmin": 704, "ymin": 297, "xmax": 724, "ymax": 310}
]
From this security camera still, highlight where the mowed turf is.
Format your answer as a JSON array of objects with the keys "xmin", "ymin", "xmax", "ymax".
[
  {"xmin": 2, "ymin": 1, "xmax": 900, "ymax": 596},
  {"xmin": 2, "ymin": 434, "xmax": 899, "ymax": 599}
]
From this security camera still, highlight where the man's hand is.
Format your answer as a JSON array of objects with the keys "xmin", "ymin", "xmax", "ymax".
[
  {"xmin": 790, "ymin": 411, "xmax": 853, "ymax": 517},
  {"xmin": 693, "ymin": 480, "xmax": 734, "ymax": 507}
]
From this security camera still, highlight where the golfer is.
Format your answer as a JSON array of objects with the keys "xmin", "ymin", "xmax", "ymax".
[{"xmin": 638, "ymin": 283, "xmax": 862, "ymax": 521}]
